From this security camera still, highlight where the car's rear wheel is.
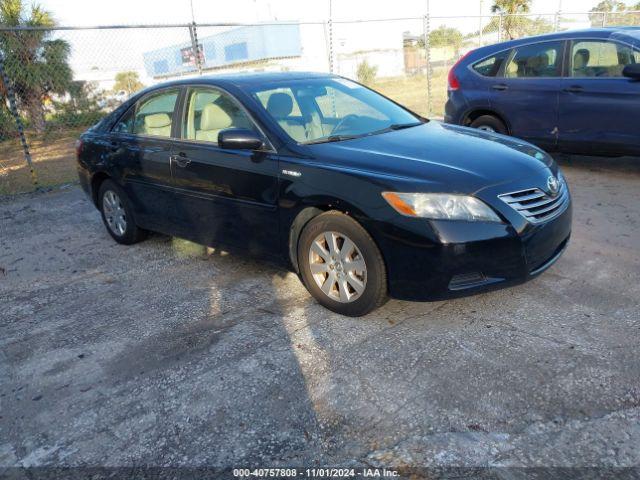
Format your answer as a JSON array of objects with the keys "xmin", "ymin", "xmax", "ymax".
[
  {"xmin": 298, "ymin": 211, "xmax": 387, "ymax": 317},
  {"xmin": 98, "ymin": 179, "xmax": 146, "ymax": 245},
  {"xmin": 470, "ymin": 115, "xmax": 507, "ymax": 135}
]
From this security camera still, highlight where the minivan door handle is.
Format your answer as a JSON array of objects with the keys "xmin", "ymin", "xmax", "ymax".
[
  {"xmin": 491, "ymin": 84, "xmax": 509, "ymax": 91},
  {"xmin": 170, "ymin": 153, "xmax": 191, "ymax": 168},
  {"xmin": 564, "ymin": 85, "xmax": 584, "ymax": 93}
]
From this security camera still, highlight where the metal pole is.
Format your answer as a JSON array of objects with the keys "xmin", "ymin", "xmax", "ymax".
[
  {"xmin": 189, "ymin": 22, "xmax": 203, "ymax": 75},
  {"xmin": 479, "ymin": 0, "xmax": 483, "ymax": 46},
  {"xmin": 602, "ymin": 11, "xmax": 607, "ymax": 27},
  {"xmin": 498, "ymin": 13, "xmax": 504, "ymax": 42},
  {"xmin": 0, "ymin": 53, "xmax": 38, "ymax": 190},
  {"xmin": 328, "ymin": 0, "xmax": 334, "ymax": 73},
  {"xmin": 423, "ymin": 9, "xmax": 432, "ymax": 117}
]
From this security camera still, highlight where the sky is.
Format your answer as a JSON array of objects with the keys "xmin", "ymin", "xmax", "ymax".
[{"xmin": 32, "ymin": 0, "xmax": 636, "ymax": 26}]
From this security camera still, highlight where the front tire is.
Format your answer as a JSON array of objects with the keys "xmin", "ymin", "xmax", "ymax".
[
  {"xmin": 298, "ymin": 211, "xmax": 387, "ymax": 317},
  {"xmin": 98, "ymin": 179, "xmax": 146, "ymax": 245},
  {"xmin": 470, "ymin": 115, "xmax": 507, "ymax": 135}
]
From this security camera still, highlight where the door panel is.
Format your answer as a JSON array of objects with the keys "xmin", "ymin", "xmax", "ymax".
[
  {"xmin": 107, "ymin": 89, "xmax": 181, "ymax": 229},
  {"xmin": 171, "ymin": 87, "xmax": 280, "ymax": 256},
  {"xmin": 488, "ymin": 41, "xmax": 565, "ymax": 150},
  {"xmin": 558, "ymin": 40, "xmax": 640, "ymax": 156}
]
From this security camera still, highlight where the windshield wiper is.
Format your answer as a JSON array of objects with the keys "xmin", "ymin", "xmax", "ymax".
[
  {"xmin": 303, "ymin": 134, "xmax": 362, "ymax": 145},
  {"xmin": 387, "ymin": 122, "xmax": 423, "ymax": 130}
]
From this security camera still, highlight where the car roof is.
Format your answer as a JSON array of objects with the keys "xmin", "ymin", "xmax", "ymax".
[
  {"xmin": 469, "ymin": 26, "xmax": 640, "ymax": 58},
  {"xmin": 141, "ymin": 71, "xmax": 337, "ymax": 93}
]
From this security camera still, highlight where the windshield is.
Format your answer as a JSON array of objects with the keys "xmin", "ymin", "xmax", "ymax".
[{"xmin": 250, "ymin": 77, "xmax": 423, "ymax": 144}]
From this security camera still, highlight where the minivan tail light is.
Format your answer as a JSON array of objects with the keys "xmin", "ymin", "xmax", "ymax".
[{"xmin": 448, "ymin": 51, "xmax": 473, "ymax": 91}]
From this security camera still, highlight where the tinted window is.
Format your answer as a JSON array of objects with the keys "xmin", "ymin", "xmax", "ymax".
[
  {"xmin": 571, "ymin": 40, "xmax": 640, "ymax": 78},
  {"xmin": 472, "ymin": 52, "xmax": 509, "ymax": 77},
  {"xmin": 132, "ymin": 90, "xmax": 179, "ymax": 138},
  {"xmin": 183, "ymin": 87, "xmax": 255, "ymax": 144},
  {"xmin": 505, "ymin": 41, "xmax": 563, "ymax": 78},
  {"xmin": 112, "ymin": 106, "xmax": 135, "ymax": 134}
]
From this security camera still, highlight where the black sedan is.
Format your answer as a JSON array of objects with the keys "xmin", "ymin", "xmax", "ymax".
[{"xmin": 77, "ymin": 72, "xmax": 571, "ymax": 316}]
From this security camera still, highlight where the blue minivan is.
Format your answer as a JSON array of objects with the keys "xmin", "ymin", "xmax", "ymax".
[{"xmin": 445, "ymin": 27, "xmax": 640, "ymax": 156}]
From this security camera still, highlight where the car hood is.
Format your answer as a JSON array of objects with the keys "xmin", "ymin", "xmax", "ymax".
[{"xmin": 306, "ymin": 121, "xmax": 556, "ymax": 193}]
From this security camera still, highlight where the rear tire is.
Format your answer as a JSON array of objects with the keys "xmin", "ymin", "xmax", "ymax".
[
  {"xmin": 298, "ymin": 211, "xmax": 387, "ymax": 317},
  {"xmin": 470, "ymin": 115, "xmax": 507, "ymax": 135},
  {"xmin": 98, "ymin": 179, "xmax": 147, "ymax": 245}
]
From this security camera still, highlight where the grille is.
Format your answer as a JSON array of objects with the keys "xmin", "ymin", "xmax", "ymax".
[{"xmin": 498, "ymin": 181, "xmax": 569, "ymax": 224}]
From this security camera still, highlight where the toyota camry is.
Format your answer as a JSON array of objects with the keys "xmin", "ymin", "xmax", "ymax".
[{"xmin": 76, "ymin": 72, "xmax": 571, "ymax": 316}]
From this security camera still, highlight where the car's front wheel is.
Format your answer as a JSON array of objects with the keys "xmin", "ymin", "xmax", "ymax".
[
  {"xmin": 298, "ymin": 211, "xmax": 387, "ymax": 317},
  {"xmin": 98, "ymin": 179, "xmax": 146, "ymax": 245}
]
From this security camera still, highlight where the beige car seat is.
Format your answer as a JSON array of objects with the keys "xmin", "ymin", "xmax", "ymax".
[
  {"xmin": 266, "ymin": 92, "xmax": 308, "ymax": 142},
  {"xmin": 196, "ymin": 104, "xmax": 233, "ymax": 143},
  {"xmin": 143, "ymin": 113, "xmax": 172, "ymax": 137}
]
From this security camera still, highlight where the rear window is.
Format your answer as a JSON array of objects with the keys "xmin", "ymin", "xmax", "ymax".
[{"xmin": 472, "ymin": 52, "xmax": 510, "ymax": 77}]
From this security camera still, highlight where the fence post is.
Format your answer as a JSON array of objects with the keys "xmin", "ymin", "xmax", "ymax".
[
  {"xmin": 554, "ymin": 12, "xmax": 559, "ymax": 32},
  {"xmin": 0, "ymin": 52, "xmax": 38, "ymax": 190},
  {"xmin": 423, "ymin": 13, "xmax": 432, "ymax": 117},
  {"xmin": 189, "ymin": 22, "xmax": 203, "ymax": 75},
  {"xmin": 498, "ymin": 13, "xmax": 504, "ymax": 43},
  {"xmin": 328, "ymin": 0, "xmax": 334, "ymax": 73},
  {"xmin": 601, "ymin": 11, "xmax": 607, "ymax": 27}
]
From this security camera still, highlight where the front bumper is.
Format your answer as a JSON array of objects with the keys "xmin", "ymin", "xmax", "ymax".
[{"xmin": 374, "ymin": 198, "xmax": 572, "ymax": 302}]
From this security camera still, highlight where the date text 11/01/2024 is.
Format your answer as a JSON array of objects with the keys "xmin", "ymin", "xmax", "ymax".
[{"xmin": 233, "ymin": 468, "xmax": 400, "ymax": 477}]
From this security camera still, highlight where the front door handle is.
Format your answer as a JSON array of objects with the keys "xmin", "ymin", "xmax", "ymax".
[
  {"xmin": 170, "ymin": 154, "xmax": 191, "ymax": 168},
  {"xmin": 564, "ymin": 85, "xmax": 584, "ymax": 93},
  {"xmin": 491, "ymin": 84, "xmax": 508, "ymax": 91}
]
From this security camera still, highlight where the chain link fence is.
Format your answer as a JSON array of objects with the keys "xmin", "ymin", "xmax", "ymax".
[{"xmin": 1, "ymin": 10, "xmax": 639, "ymax": 195}]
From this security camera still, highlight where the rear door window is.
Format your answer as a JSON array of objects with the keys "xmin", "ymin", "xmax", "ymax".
[
  {"xmin": 472, "ymin": 51, "xmax": 510, "ymax": 77},
  {"xmin": 131, "ymin": 90, "xmax": 179, "ymax": 138},
  {"xmin": 505, "ymin": 41, "xmax": 564, "ymax": 78},
  {"xmin": 571, "ymin": 40, "xmax": 640, "ymax": 78}
]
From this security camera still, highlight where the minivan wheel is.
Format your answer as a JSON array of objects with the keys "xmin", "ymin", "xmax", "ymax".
[
  {"xmin": 98, "ymin": 179, "xmax": 146, "ymax": 245},
  {"xmin": 470, "ymin": 115, "xmax": 507, "ymax": 135},
  {"xmin": 298, "ymin": 211, "xmax": 387, "ymax": 317}
]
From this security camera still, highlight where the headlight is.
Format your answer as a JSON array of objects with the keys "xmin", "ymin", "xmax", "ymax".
[{"xmin": 381, "ymin": 192, "xmax": 501, "ymax": 222}]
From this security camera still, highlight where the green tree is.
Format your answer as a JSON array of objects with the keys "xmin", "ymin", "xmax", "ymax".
[
  {"xmin": 589, "ymin": 1, "xmax": 640, "ymax": 26},
  {"xmin": 356, "ymin": 60, "xmax": 378, "ymax": 86},
  {"xmin": 429, "ymin": 25, "xmax": 464, "ymax": 55},
  {"xmin": 491, "ymin": 0, "xmax": 533, "ymax": 39},
  {"xmin": 113, "ymin": 71, "xmax": 144, "ymax": 95},
  {"xmin": 0, "ymin": 0, "xmax": 72, "ymax": 133}
]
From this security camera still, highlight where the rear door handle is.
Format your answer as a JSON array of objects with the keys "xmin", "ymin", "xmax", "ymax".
[
  {"xmin": 491, "ymin": 84, "xmax": 508, "ymax": 91},
  {"xmin": 170, "ymin": 153, "xmax": 191, "ymax": 168},
  {"xmin": 564, "ymin": 85, "xmax": 584, "ymax": 93}
]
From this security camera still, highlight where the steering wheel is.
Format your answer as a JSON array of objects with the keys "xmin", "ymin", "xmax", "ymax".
[{"xmin": 330, "ymin": 114, "xmax": 360, "ymax": 136}]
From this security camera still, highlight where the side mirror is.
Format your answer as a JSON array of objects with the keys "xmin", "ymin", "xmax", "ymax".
[
  {"xmin": 218, "ymin": 128, "xmax": 265, "ymax": 150},
  {"xmin": 623, "ymin": 63, "xmax": 640, "ymax": 80}
]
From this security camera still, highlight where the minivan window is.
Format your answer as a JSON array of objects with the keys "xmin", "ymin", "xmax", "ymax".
[
  {"xmin": 183, "ymin": 87, "xmax": 256, "ymax": 144},
  {"xmin": 131, "ymin": 90, "xmax": 179, "ymax": 138},
  {"xmin": 505, "ymin": 41, "xmax": 563, "ymax": 78},
  {"xmin": 472, "ymin": 52, "xmax": 509, "ymax": 77},
  {"xmin": 571, "ymin": 40, "xmax": 640, "ymax": 77}
]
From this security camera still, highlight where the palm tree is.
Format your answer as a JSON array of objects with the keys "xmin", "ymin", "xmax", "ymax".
[
  {"xmin": 491, "ymin": 0, "xmax": 532, "ymax": 40},
  {"xmin": 0, "ymin": 0, "xmax": 72, "ymax": 133}
]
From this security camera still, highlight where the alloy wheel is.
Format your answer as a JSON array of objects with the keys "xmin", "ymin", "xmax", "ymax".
[
  {"xmin": 308, "ymin": 231, "xmax": 367, "ymax": 303},
  {"xmin": 102, "ymin": 190, "xmax": 127, "ymax": 237}
]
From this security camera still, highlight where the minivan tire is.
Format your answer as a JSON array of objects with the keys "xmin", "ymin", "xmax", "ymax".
[
  {"xmin": 298, "ymin": 211, "xmax": 387, "ymax": 317},
  {"xmin": 98, "ymin": 179, "xmax": 147, "ymax": 245},
  {"xmin": 470, "ymin": 115, "xmax": 508, "ymax": 135}
]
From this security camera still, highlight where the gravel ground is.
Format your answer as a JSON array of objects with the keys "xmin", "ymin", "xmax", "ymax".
[{"xmin": 0, "ymin": 156, "xmax": 639, "ymax": 477}]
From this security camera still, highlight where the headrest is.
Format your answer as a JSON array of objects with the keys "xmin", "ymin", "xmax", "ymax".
[
  {"xmin": 144, "ymin": 113, "xmax": 171, "ymax": 128},
  {"xmin": 574, "ymin": 49, "xmax": 590, "ymax": 69},
  {"xmin": 266, "ymin": 92, "xmax": 293, "ymax": 118},
  {"xmin": 200, "ymin": 103, "xmax": 233, "ymax": 131}
]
